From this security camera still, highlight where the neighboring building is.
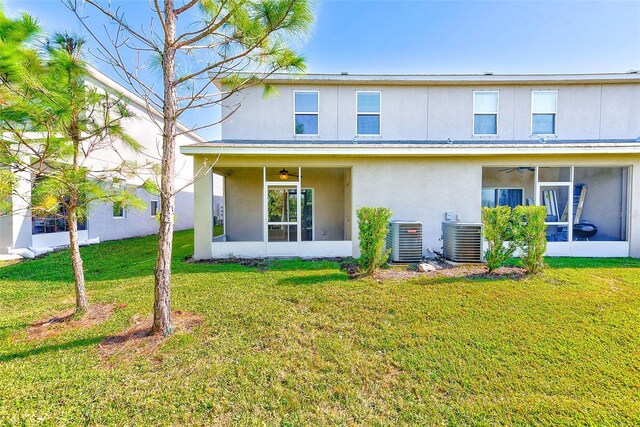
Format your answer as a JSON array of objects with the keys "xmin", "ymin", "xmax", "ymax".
[
  {"xmin": 182, "ymin": 72, "xmax": 640, "ymax": 259},
  {"xmin": 0, "ymin": 67, "xmax": 204, "ymax": 253}
]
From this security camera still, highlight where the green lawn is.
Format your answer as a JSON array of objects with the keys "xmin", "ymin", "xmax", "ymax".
[{"xmin": 1, "ymin": 231, "xmax": 639, "ymax": 425}]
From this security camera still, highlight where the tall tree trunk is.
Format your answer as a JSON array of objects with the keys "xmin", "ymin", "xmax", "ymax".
[
  {"xmin": 68, "ymin": 207, "xmax": 88, "ymax": 313},
  {"xmin": 153, "ymin": 1, "xmax": 177, "ymax": 336}
]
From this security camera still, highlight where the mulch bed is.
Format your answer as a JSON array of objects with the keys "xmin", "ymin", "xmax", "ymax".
[
  {"xmin": 369, "ymin": 263, "xmax": 528, "ymax": 281},
  {"xmin": 27, "ymin": 303, "xmax": 118, "ymax": 341},
  {"xmin": 98, "ymin": 310, "xmax": 204, "ymax": 363}
]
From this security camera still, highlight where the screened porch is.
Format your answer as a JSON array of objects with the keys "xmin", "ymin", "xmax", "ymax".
[{"xmin": 210, "ymin": 166, "xmax": 352, "ymax": 258}]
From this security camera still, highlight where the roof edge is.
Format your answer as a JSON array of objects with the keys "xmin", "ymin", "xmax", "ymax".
[
  {"xmin": 214, "ymin": 71, "xmax": 640, "ymax": 87},
  {"xmin": 87, "ymin": 66, "xmax": 207, "ymax": 143}
]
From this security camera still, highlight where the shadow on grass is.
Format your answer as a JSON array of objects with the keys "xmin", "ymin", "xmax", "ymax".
[
  {"xmin": 0, "ymin": 336, "xmax": 104, "ymax": 362},
  {"xmin": 276, "ymin": 273, "xmax": 349, "ymax": 286},
  {"xmin": 267, "ymin": 259, "xmax": 344, "ymax": 272}
]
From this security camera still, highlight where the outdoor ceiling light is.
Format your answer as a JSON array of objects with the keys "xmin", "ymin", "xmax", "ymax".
[{"xmin": 279, "ymin": 169, "xmax": 289, "ymax": 180}]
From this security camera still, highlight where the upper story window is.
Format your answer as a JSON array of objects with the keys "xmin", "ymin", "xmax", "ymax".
[
  {"xmin": 473, "ymin": 91, "xmax": 499, "ymax": 135},
  {"xmin": 294, "ymin": 91, "xmax": 319, "ymax": 135},
  {"xmin": 532, "ymin": 90, "xmax": 557, "ymax": 135},
  {"xmin": 356, "ymin": 91, "xmax": 381, "ymax": 135}
]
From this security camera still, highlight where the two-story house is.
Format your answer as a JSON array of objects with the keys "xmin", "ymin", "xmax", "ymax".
[
  {"xmin": 181, "ymin": 72, "xmax": 640, "ymax": 260},
  {"xmin": 0, "ymin": 67, "xmax": 203, "ymax": 256}
]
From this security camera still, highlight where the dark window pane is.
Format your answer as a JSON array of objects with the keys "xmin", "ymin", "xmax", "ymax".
[
  {"xmin": 474, "ymin": 114, "xmax": 497, "ymax": 134},
  {"xmin": 357, "ymin": 115, "xmax": 380, "ymax": 135},
  {"xmin": 113, "ymin": 203, "xmax": 125, "ymax": 218},
  {"xmin": 301, "ymin": 189, "xmax": 313, "ymax": 241},
  {"xmin": 532, "ymin": 113, "xmax": 555, "ymax": 134},
  {"xmin": 496, "ymin": 189, "xmax": 523, "ymax": 208},
  {"xmin": 295, "ymin": 114, "xmax": 318, "ymax": 135}
]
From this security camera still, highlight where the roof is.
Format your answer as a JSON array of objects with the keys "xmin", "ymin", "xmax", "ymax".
[
  {"xmin": 214, "ymin": 72, "xmax": 640, "ymax": 88},
  {"xmin": 180, "ymin": 139, "xmax": 640, "ymax": 157},
  {"xmin": 87, "ymin": 66, "xmax": 207, "ymax": 143}
]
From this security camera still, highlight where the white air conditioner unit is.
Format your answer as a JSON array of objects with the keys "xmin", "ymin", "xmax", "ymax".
[
  {"xmin": 386, "ymin": 221, "xmax": 423, "ymax": 262},
  {"xmin": 442, "ymin": 222, "xmax": 484, "ymax": 263}
]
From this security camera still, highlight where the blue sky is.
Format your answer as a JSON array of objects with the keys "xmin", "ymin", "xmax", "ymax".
[{"xmin": 5, "ymin": 0, "xmax": 640, "ymax": 138}]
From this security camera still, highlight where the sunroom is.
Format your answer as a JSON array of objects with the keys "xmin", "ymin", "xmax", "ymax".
[
  {"xmin": 196, "ymin": 166, "xmax": 352, "ymax": 259},
  {"xmin": 482, "ymin": 165, "xmax": 630, "ymax": 257}
]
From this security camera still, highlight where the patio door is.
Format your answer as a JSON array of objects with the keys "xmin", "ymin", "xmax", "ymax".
[
  {"xmin": 536, "ymin": 167, "xmax": 572, "ymax": 256},
  {"xmin": 266, "ymin": 183, "xmax": 300, "ymax": 256}
]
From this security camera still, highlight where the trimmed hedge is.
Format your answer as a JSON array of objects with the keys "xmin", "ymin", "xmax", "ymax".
[
  {"xmin": 356, "ymin": 207, "xmax": 393, "ymax": 275},
  {"xmin": 482, "ymin": 205, "xmax": 548, "ymax": 273}
]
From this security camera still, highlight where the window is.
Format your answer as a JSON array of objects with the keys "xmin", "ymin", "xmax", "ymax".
[
  {"xmin": 294, "ymin": 91, "xmax": 318, "ymax": 135},
  {"xmin": 113, "ymin": 202, "xmax": 126, "ymax": 218},
  {"xmin": 150, "ymin": 200, "xmax": 159, "ymax": 217},
  {"xmin": 532, "ymin": 91, "xmax": 557, "ymax": 135},
  {"xmin": 356, "ymin": 91, "xmax": 381, "ymax": 135},
  {"xmin": 473, "ymin": 91, "xmax": 498, "ymax": 135},
  {"xmin": 481, "ymin": 188, "xmax": 524, "ymax": 208},
  {"xmin": 32, "ymin": 201, "xmax": 87, "ymax": 235}
]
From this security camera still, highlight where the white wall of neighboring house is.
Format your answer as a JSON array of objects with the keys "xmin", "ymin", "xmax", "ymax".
[{"xmin": 1, "ymin": 68, "xmax": 204, "ymax": 253}]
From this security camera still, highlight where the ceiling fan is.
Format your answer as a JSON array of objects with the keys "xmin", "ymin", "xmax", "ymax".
[
  {"xmin": 267, "ymin": 168, "xmax": 300, "ymax": 181},
  {"xmin": 499, "ymin": 167, "xmax": 535, "ymax": 174}
]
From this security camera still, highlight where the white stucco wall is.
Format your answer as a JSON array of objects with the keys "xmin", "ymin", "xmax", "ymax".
[
  {"xmin": 3, "ymin": 72, "xmax": 201, "ymax": 250},
  {"xmin": 221, "ymin": 83, "xmax": 640, "ymax": 142}
]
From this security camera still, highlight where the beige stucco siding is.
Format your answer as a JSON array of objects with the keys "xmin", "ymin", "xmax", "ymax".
[
  {"xmin": 350, "ymin": 157, "xmax": 482, "ymax": 253},
  {"xmin": 225, "ymin": 168, "xmax": 263, "ymax": 241},
  {"xmin": 221, "ymin": 83, "xmax": 640, "ymax": 142}
]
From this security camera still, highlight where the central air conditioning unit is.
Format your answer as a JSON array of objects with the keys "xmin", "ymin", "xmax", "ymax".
[
  {"xmin": 442, "ymin": 222, "xmax": 484, "ymax": 263},
  {"xmin": 386, "ymin": 221, "xmax": 423, "ymax": 262}
]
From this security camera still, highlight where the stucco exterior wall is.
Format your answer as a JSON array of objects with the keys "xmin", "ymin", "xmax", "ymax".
[
  {"xmin": 350, "ymin": 157, "xmax": 482, "ymax": 254},
  {"xmin": 221, "ymin": 83, "xmax": 640, "ymax": 142},
  {"xmin": 300, "ymin": 168, "xmax": 345, "ymax": 241},
  {"xmin": 224, "ymin": 168, "xmax": 263, "ymax": 242}
]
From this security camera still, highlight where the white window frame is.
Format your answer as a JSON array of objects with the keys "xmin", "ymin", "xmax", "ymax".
[
  {"xmin": 473, "ymin": 90, "xmax": 499, "ymax": 136},
  {"xmin": 293, "ymin": 90, "xmax": 319, "ymax": 137},
  {"xmin": 356, "ymin": 90, "xmax": 382, "ymax": 137},
  {"xmin": 113, "ymin": 202, "xmax": 126, "ymax": 219},
  {"xmin": 150, "ymin": 199, "xmax": 159, "ymax": 217},
  {"xmin": 531, "ymin": 90, "xmax": 558, "ymax": 136}
]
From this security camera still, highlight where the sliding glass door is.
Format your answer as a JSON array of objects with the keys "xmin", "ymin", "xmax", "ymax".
[{"xmin": 267, "ymin": 186, "xmax": 298, "ymax": 242}]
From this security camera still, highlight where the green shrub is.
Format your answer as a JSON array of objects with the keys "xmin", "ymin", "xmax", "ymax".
[
  {"xmin": 482, "ymin": 206, "xmax": 517, "ymax": 272},
  {"xmin": 513, "ymin": 205, "xmax": 548, "ymax": 273},
  {"xmin": 356, "ymin": 207, "xmax": 393, "ymax": 275}
]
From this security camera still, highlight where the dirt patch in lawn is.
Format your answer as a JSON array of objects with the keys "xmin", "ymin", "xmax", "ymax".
[
  {"xmin": 434, "ymin": 265, "xmax": 528, "ymax": 280},
  {"xmin": 27, "ymin": 303, "xmax": 118, "ymax": 341},
  {"xmin": 98, "ymin": 310, "xmax": 204, "ymax": 363}
]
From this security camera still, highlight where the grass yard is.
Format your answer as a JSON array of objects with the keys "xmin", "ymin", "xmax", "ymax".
[{"xmin": 1, "ymin": 230, "xmax": 640, "ymax": 425}]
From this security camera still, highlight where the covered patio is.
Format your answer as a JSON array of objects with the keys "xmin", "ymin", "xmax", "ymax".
[{"xmin": 193, "ymin": 164, "xmax": 352, "ymax": 259}]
